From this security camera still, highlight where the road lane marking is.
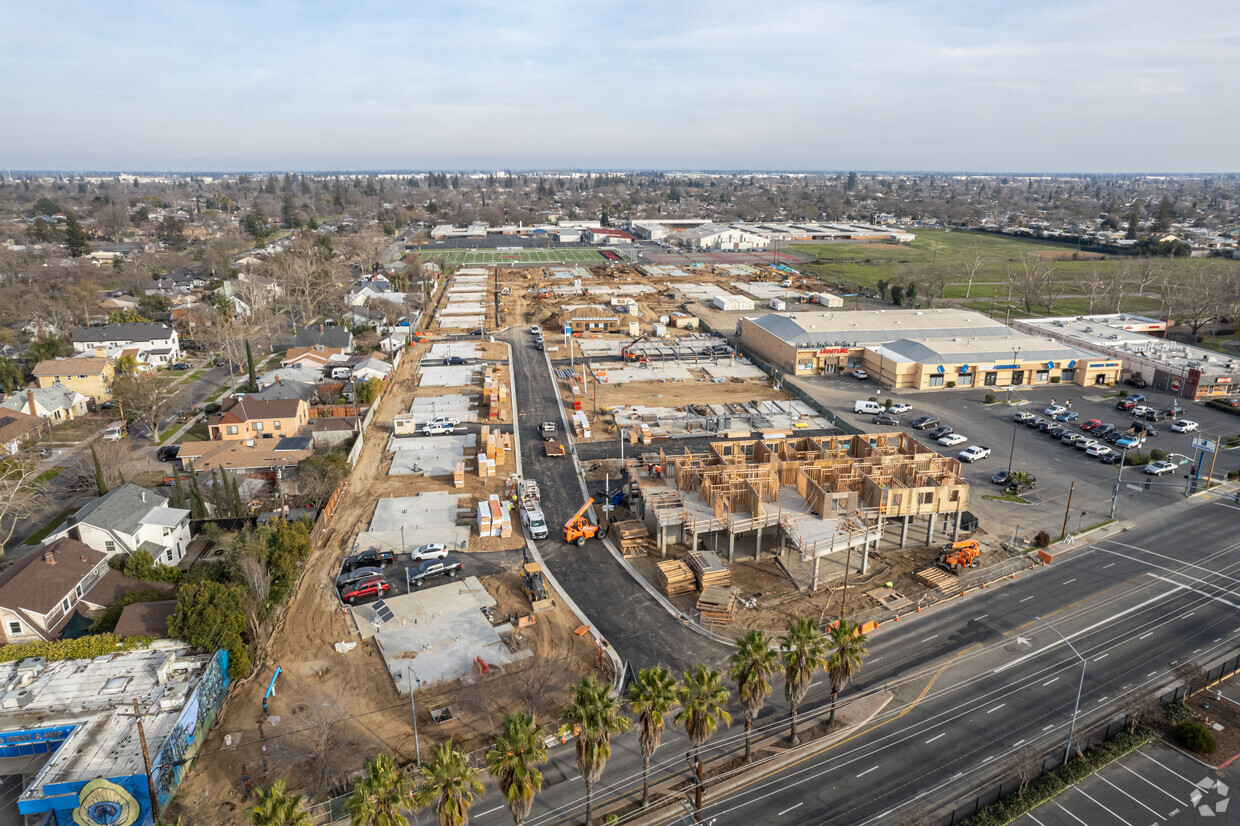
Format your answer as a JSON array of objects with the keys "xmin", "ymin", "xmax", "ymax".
[
  {"xmin": 1097, "ymin": 696, "xmax": 1109, "ymax": 704},
  {"xmin": 1148, "ymin": 671, "xmax": 1157, "ymax": 677},
  {"xmin": 1020, "ymin": 596, "xmax": 1035, "ymax": 603},
  {"xmin": 973, "ymin": 614, "xmax": 988, "ymax": 621},
  {"xmin": 1139, "ymin": 632, "xmax": 1154, "ymax": 639},
  {"xmin": 1025, "ymin": 813, "xmax": 1048, "ymax": 826},
  {"xmin": 1147, "ymin": 574, "xmax": 1240, "ymax": 609},
  {"xmin": 925, "ymin": 733, "xmax": 946, "ymax": 743},
  {"xmin": 1044, "ymin": 724, "xmax": 1055, "ymax": 731},
  {"xmin": 856, "ymin": 766, "xmax": 879, "ymax": 777},
  {"xmin": 1136, "ymin": 750, "xmax": 1198, "ymax": 785},
  {"xmin": 1102, "ymin": 563, "xmax": 1116, "ymax": 569},
  {"xmin": 1094, "ymin": 653, "xmax": 1108, "ymax": 661},
  {"xmin": 987, "ymin": 703, "xmax": 1006, "ymax": 713},
  {"xmin": 1043, "ymin": 677, "xmax": 1059, "ymax": 686},
  {"xmin": 982, "ymin": 756, "xmax": 995, "ymax": 764},
  {"xmin": 1013, "ymin": 739, "xmax": 1025, "ymax": 747},
  {"xmin": 477, "ymin": 805, "xmax": 504, "ymax": 816},
  {"xmin": 1062, "ymin": 579, "xmax": 1077, "ymax": 585},
  {"xmin": 1118, "ymin": 761, "xmax": 1187, "ymax": 804},
  {"xmin": 1097, "ymin": 773, "xmax": 1167, "ymax": 821},
  {"xmin": 995, "ymin": 585, "xmax": 1188, "ymax": 673},
  {"xmin": 1193, "ymin": 648, "xmax": 1202, "ymax": 653},
  {"xmin": 778, "ymin": 803, "xmax": 803, "ymax": 816}
]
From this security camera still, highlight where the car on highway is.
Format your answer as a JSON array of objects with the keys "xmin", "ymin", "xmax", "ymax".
[
  {"xmin": 1044, "ymin": 405, "xmax": 1066, "ymax": 417},
  {"xmin": 1061, "ymin": 432, "xmax": 1085, "ymax": 446},
  {"xmin": 343, "ymin": 548, "xmax": 396, "ymax": 570},
  {"xmin": 1170, "ymin": 420, "xmax": 1198, "ymax": 433},
  {"xmin": 851, "ymin": 369, "xmax": 869, "ymax": 379},
  {"xmin": 336, "ymin": 565, "xmax": 384, "ymax": 588},
  {"xmin": 872, "ymin": 413, "xmax": 900, "ymax": 426},
  {"xmin": 958, "ymin": 445, "xmax": 991, "ymax": 462},
  {"xmin": 927, "ymin": 425, "xmax": 954, "ymax": 441},
  {"xmin": 1085, "ymin": 444, "xmax": 1113, "ymax": 459},
  {"xmin": 1115, "ymin": 434, "xmax": 1145, "ymax": 449},
  {"xmin": 1054, "ymin": 410, "xmax": 1079, "ymax": 422},
  {"xmin": 422, "ymin": 422, "xmax": 455, "ymax": 435},
  {"xmin": 340, "ymin": 575, "xmax": 390, "ymax": 604},
  {"xmin": 410, "ymin": 556, "xmax": 463, "ymax": 587},
  {"xmin": 1012, "ymin": 411, "xmax": 1035, "ymax": 424},
  {"xmin": 887, "ymin": 402, "xmax": 912, "ymax": 414},
  {"xmin": 408, "ymin": 543, "xmax": 450, "ymax": 563},
  {"xmin": 1125, "ymin": 375, "xmax": 1148, "ymax": 388},
  {"xmin": 1144, "ymin": 461, "xmax": 1177, "ymax": 476},
  {"xmin": 911, "ymin": 415, "xmax": 941, "ymax": 430},
  {"xmin": 938, "ymin": 433, "xmax": 968, "ymax": 447},
  {"xmin": 1081, "ymin": 419, "xmax": 1102, "ymax": 432},
  {"xmin": 1093, "ymin": 423, "xmax": 1117, "ymax": 437}
]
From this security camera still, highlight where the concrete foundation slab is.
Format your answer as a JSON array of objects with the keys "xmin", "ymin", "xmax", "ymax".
[
  {"xmin": 353, "ymin": 576, "xmax": 534, "ymax": 693},
  {"xmin": 438, "ymin": 315, "xmax": 485, "ymax": 330},
  {"xmin": 428, "ymin": 343, "xmax": 479, "ymax": 360},
  {"xmin": 355, "ymin": 492, "xmax": 472, "ymax": 552},
  {"xmin": 417, "ymin": 364, "xmax": 478, "ymax": 386},
  {"xmin": 408, "ymin": 394, "xmax": 476, "ymax": 423},
  {"xmin": 702, "ymin": 362, "xmax": 766, "ymax": 380},
  {"xmin": 387, "ymin": 433, "xmax": 476, "ymax": 476},
  {"xmin": 592, "ymin": 365, "xmax": 695, "ymax": 384},
  {"xmin": 444, "ymin": 302, "xmax": 485, "ymax": 314}
]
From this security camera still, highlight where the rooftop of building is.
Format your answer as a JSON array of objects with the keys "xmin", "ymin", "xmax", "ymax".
[
  {"xmin": 70, "ymin": 484, "xmax": 183, "ymax": 537},
  {"xmin": 871, "ymin": 334, "xmax": 1096, "ymax": 365},
  {"xmin": 0, "ymin": 538, "xmax": 106, "ymax": 617},
  {"xmin": 747, "ymin": 309, "xmax": 1012, "ymax": 347},
  {"xmin": 1017, "ymin": 314, "xmax": 1240, "ymax": 377},
  {"xmin": 31, "ymin": 357, "xmax": 114, "ymax": 377},
  {"xmin": 70, "ymin": 322, "xmax": 175, "ymax": 343}
]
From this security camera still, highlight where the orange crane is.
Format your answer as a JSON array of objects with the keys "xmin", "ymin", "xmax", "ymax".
[
  {"xmin": 621, "ymin": 334, "xmax": 651, "ymax": 364},
  {"xmin": 564, "ymin": 498, "xmax": 598, "ymax": 546}
]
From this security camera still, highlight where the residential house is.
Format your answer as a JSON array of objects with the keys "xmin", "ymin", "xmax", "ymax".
[
  {"xmin": 567, "ymin": 306, "xmax": 621, "ymax": 334},
  {"xmin": 209, "ymin": 397, "xmax": 309, "ymax": 441},
  {"xmin": 176, "ymin": 437, "xmax": 314, "ymax": 493},
  {"xmin": 0, "ymin": 386, "xmax": 90, "ymax": 422},
  {"xmin": 112, "ymin": 599, "xmax": 178, "ymax": 638},
  {"xmin": 258, "ymin": 363, "xmax": 324, "ymax": 391},
  {"xmin": 99, "ymin": 295, "xmax": 139, "ymax": 312},
  {"xmin": 281, "ymin": 346, "xmax": 345, "ymax": 370},
  {"xmin": 62, "ymin": 483, "xmax": 192, "ymax": 566},
  {"xmin": 70, "ymin": 322, "xmax": 181, "ymax": 364},
  {"xmin": 251, "ymin": 377, "xmax": 320, "ymax": 402},
  {"xmin": 350, "ymin": 354, "xmax": 392, "ymax": 383},
  {"xmin": 294, "ymin": 325, "xmax": 353, "ymax": 353},
  {"xmin": 0, "ymin": 409, "xmax": 48, "ymax": 454},
  {"xmin": 32, "ymin": 356, "xmax": 116, "ymax": 402},
  {"xmin": 0, "ymin": 539, "xmax": 112, "ymax": 642}
]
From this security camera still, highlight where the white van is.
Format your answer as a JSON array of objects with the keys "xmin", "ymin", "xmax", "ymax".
[
  {"xmin": 330, "ymin": 366, "xmax": 352, "ymax": 380},
  {"xmin": 102, "ymin": 421, "xmax": 126, "ymax": 442},
  {"xmin": 853, "ymin": 400, "xmax": 883, "ymax": 415}
]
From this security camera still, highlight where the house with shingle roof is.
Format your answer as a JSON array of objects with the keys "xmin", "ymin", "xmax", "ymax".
[
  {"xmin": 58, "ymin": 483, "xmax": 192, "ymax": 566},
  {"xmin": 0, "ymin": 539, "xmax": 113, "ymax": 642},
  {"xmin": 208, "ymin": 397, "xmax": 309, "ymax": 441}
]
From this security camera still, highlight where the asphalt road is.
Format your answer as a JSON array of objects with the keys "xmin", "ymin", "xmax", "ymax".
[
  {"xmin": 506, "ymin": 329, "xmax": 730, "ymax": 675},
  {"xmin": 463, "ymin": 482, "xmax": 1240, "ymax": 825}
]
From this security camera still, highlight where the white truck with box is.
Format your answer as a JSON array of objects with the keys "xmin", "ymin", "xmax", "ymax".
[{"xmin": 518, "ymin": 480, "xmax": 549, "ymax": 540}]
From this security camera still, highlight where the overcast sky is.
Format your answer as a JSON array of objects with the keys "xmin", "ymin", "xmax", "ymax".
[{"xmin": 2, "ymin": 0, "xmax": 1237, "ymax": 172}]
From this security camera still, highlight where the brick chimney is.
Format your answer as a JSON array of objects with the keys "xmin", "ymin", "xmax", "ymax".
[
  {"xmin": 26, "ymin": 390, "xmax": 36, "ymax": 416},
  {"xmin": 42, "ymin": 551, "xmax": 56, "ymax": 565}
]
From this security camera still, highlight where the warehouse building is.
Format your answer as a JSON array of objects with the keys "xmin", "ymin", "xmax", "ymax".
[
  {"xmin": 676, "ymin": 223, "xmax": 770, "ymax": 251},
  {"xmin": 737, "ymin": 309, "xmax": 1114, "ymax": 390}
]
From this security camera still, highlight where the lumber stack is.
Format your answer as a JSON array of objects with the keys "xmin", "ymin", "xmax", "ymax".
[
  {"xmin": 612, "ymin": 520, "xmax": 652, "ymax": 557},
  {"xmin": 478, "ymin": 425, "xmax": 509, "ymax": 476},
  {"xmin": 477, "ymin": 494, "xmax": 513, "ymax": 538},
  {"xmin": 687, "ymin": 550, "xmax": 730, "ymax": 588},
  {"xmin": 482, "ymin": 366, "xmax": 509, "ymax": 422},
  {"xmin": 695, "ymin": 586, "xmax": 738, "ymax": 625},
  {"xmin": 453, "ymin": 461, "xmax": 465, "ymax": 489},
  {"xmin": 914, "ymin": 566, "xmax": 961, "ymax": 592},
  {"xmin": 655, "ymin": 560, "xmax": 695, "ymax": 597}
]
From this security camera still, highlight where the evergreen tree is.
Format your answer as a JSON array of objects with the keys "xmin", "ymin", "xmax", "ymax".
[
  {"xmin": 1126, "ymin": 209, "xmax": 1140, "ymax": 240},
  {"xmin": 245, "ymin": 340, "xmax": 257, "ymax": 391},
  {"xmin": 845, "ymin": 171, "xmax": 858, "ymax": 191},
  {"xmin": 188, "ymin": 471, "xmax": 207, "ymax": 519},
  {"xmin": 170, "ymin": 471, "xmax": 186, "ymax": 510},
  {"xmin": 64, "ymin": 211, "xmax": 90, "ymax": 257},
  {"xmin": 1152, "ymin": 195, "xmax": 1174, "ymax": 235},
  {"xmin": 91, "ymin": 445, "xmax": 108, "ymax": 496}
]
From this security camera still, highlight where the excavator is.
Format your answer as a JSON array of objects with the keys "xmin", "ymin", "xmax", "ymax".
[
  {"xmin": 936, "ymin": 539, "xmax": 981, "ymax": 574},
  {"xmin": 564, "ymin": 498, "xmax": 599, "ymax": 546},
  {"xmin": 621, "ymin": 334, "xmax": 651, "ymax": 364}
]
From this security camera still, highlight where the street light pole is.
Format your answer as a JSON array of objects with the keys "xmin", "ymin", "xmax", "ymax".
[
  {"xmin": 1038, "ymin": 618, "xmax": 1086, "ymax": 767},
  {"xmin": 1109, "ymin": 447, "xmax": 1128, "ymax": 520},
  {"xmin": 1006, "ymin": 347, "xmax": 1020, "ymax": 475}
]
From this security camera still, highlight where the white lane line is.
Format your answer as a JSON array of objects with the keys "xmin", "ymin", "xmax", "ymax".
[
  {"xmin": 1097, "ymin": 773, "xmax": 1167, "ymax": 821},
  {"xmin": 1013, "ymin": 739, "xmax": 1026, "ymax": 747},
  {"xmin": 1063, "ymin": 579, "xmax": 1077, "ymax": 585},
  {"xmin": 1097, "ymin": 696, "xmax": 1109, "ymax": 704},
  {"xmin": 1077, "ymin": 787, "xmax": 1135, "ymax": 825},
  {"xmin": 994, "ymin": 586, "xmax": 1187, "ymax": 674},
  {"xmin": 1139, "ymin": 631, "xmax": 1154, "ymax": 640},
  {"xmin": 856, "ymin": 766, "xmax": 879, "ymax": 777},
  {"xmin": 1043, "ymin": 677, "xmax": 1060, "ymax": 686},
  {"xmin": 1148, "ymin": 671, "xmax": 1158, "ymax": 677},
  {"xmin": 1117, "ymin": 761, "xmax": 1188, "ymax": 804},
  {"xmin": 987, "ymin": 703, "xmax": 1006, "ymax": 713},
  {"xmin": 778, "ymin": 802, "xmax": 803, "ymax": 816},
  {"xmin": 973, "ymin": 614, "xmax": 988, "ymax": 621},
  {"xmin": 809, "ymin": 682, "xmax": 820, "ymax": 689},
  {"xmin": 1102, "ymin": 563, "xmax": 1116, "ymax": 569},
  {"xmin": 982, "ymin": 755, "xmax": 995, "ymax": 764},
  {"xmin": 925, "ymin": 733, "xmax": 946, "ymax": 743},
  {"xmin": 476, "ymin": 805, "xmax": 504, "ymax": 816},
  {"xmin": 1094, "ymin": 653, "xmax": 1109, "ymax": 662},
  {"xmin": 1183, "ymin": 612, "xmax": 1197, "ymax": 619},
  {"xmin": 1147, "ymin": 574, "xmax": 1240, "ymax": 609},
  {"xmin": 1192, "ymin": 648, "xmax": 1202, "ymax": 653},
  {"xmin": 1043, "ymin": 724, "xmax": 1055, "ymax": 731},
  {"xmin": 1020, "ymin": 596, "xmax": 1035, "ymax": 603},
  {"xmin": 921, "ymin": 635, "xmax": 939, "ymax": 642},
  {"xmin": 1054, "ymin": 800, "xmax": 1091, "ymax": 825},
  {"xmin": 1025, "ymin": 812, "xmax": 1048, "ymax": 826}
]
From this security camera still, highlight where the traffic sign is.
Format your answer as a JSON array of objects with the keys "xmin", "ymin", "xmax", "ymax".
[{"xmin": 1192, "ymin": 437, "xmax": 1217, "ymax": 454}]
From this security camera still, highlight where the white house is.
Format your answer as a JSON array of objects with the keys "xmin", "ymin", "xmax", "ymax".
[
  {"xmin": 0, "ymin": 386, "xmax": 91, "ymax": 422},
  {"xmin": 70, "ymin": 322, "xmax": 181, "ymax": 365},
  {"xmin": 60, "ymin": 483, "xmax": 192, "ymax": 566},
  {"xmin": 350, "ymin": 355, "xmax": 392, "ymax": 383},
  {"xmin": 677, "ymin": 224, "xmax": 769, "ymax": 251}
]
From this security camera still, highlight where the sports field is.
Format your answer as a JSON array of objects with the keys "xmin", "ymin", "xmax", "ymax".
[{"xmin": 433, "ymin": 248, "xmax": 619, "ymax": 267}]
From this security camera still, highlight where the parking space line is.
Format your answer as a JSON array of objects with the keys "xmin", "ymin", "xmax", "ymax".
[
  {"xmin": 1096, "ymin": 773, "xmax": 1166, "ymax": 821},
  {"xmin": 1135, "ymin": 750, "xmax": 1198, "ymax": 786},
  {"xmin": 1116, "ymin": 761, "xmax": 1183, "ymax": 804},
  {"xmin": 1053, "ymin": 800, "xmax": 1091, "ymax": 825},
  {"xmin": 1024, "ymin": 812, "xmax": 1047, "ymax": 826},
  {"xmin": 1076, "ymin": 787, "xmax": 1135, "ymax": 825}
]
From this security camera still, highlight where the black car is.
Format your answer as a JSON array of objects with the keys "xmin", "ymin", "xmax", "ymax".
[
  {"xmin": 534, "ymin": 340, "xmax": 544, "ymax": 350},
  {"xmin": 1145, "ymin": 409, "xmax": 1166, "ymax": 422},
  {"xmin": 1037, "ymin": 420, "xmax": 1055, "ymax": 433},
  {"xmin": 444, "ymin": 355, "xmax": 470, "ymax": 365},
  {"xmin": 991, "ymin": 470, "xmax": 1037, "ymax": 489},
  {"xmin": 1102, "ymin": 430, "xmax": 1125, "ymax": 444},
  {"xmin": 911, "ymin": 415, "xmax": 940, "ymax": 430},
  {"xmin": 336, "ymin": 565, "xmax": 385, "ymax": 589},
  {"xmin": 1025, "ymin": 416, "xmax": 1046, "ymax": 428},
  {"xmin": 171, "ymin": 362, "xmax": 190, "ymax": 371},
  {"xmin": 872, "ymin": 413, "xmax": 900, "ymax": 426},
  {"xmin": 156, "ymin": 445, "xmax": 180, "ymax": 462},
  {"xmin": 1093, "ymin": 423, "xmax": 1116, "ymax": 437},
  {"xmin": 343, "ymin": 548, "xmax": 396, "ymax": 570},
  {"xmin": 409, "ymin": 556, "xmax": 463, "ymax": 587},
  {"xmin": 1047, "ymin": 426, "xmax": 1067, "ymax": 439},
  {"xmin": 1125, "ymin": 375, "xmax": 1148, "ymax": 388},
  {"xmin": 927, "ymin": 425, "xmax": 954, "ymax": 441}
]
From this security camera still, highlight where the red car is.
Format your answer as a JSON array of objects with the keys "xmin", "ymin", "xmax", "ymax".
[
  {"xmin": 1081, "ymin": 419, "xmax": 1102, "ymax": 431},
  {"xmin": 340, "ymin": 575, "xmax": 390, "ymax": 604}
]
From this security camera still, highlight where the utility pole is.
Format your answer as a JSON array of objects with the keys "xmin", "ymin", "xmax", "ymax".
[
  {"xmin": 1060, "ymin": 481, "xmax": 1075, "ymax": 539},
  {"xmin": 838, "ymin": 540, "xmax": 854, "ymax": 622},
  {"xmin": 408, "ymin": 667, "xmax": 421, "ymax": 765},
  {"xmin": 132, "ymin": 701, "xmax": 161, "ymax": 819}
]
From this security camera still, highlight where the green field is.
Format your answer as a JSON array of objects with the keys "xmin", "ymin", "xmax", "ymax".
[{"xmin": 431, "ymin": 248, "xmax": 617, "ymax": 267}]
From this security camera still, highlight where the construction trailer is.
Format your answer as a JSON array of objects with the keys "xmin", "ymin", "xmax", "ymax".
[{"xmin": 627, "ymin": 433, "xmax": 972, "ymax": 591}]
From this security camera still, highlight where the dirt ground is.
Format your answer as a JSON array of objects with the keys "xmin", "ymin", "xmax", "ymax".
[
  {"xmin": 169, "ymin": 338, "xmax": 589, "ymax": 823},
  {"xmin": 1182, "ymin": 690, "xmax": 1240, "ymax": 766}
]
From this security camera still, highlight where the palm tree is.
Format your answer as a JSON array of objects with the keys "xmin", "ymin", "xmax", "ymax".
[
  {"xmin": 728, "ymin": 630, "xmax": 778, "ymax": 762},
  {"xmin": 781, "ymin": 614, "xmax": 829, "ymax": 746},
  {"xmin": 627, "ymin": 666, "xmax": 680, "ymax": 806},
  {"xmin": 115, "ymin": 352, "xmax": 139, "ymax": 377},
  {"xmin": 348, "ymin": 752, "xmax": 414, "ymax": 826},
  {"xmin": 826, "ymin": 619, "xmax": 869, "ymax": 724},
  {"xmin": 412, "ymin": 741, "xmax": 485, "ymax": 826},
  {"xmin": 485, "ymin": 711, "xmax": 548, "ymax": 826},
  {"xmin": 248, "ymin": 779, "xmax": 312, "ymax": 826},
  {"xmin": 560, "ymin": 674, "xmax": 632, "ymax": 825},
  {"xmin": 675, "ymin": 664, "xmax": 732, "ymax": 762}
]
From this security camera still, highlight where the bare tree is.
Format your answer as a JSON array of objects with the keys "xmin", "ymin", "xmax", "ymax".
[
  {"xmin": 958, "ymin": 242, "xmax": 986, "ymax": 299},
  {"xmin": 0, "ymin": 458, "xmax": 50, "ymax": 556},
  {"xmin": 1012, "ymin": 747, "xmax": 1044, "ymax": 793},
  {"xmin": 111, "ymin": 372, "xmax": 179, "ymax": 441},
  {"xmin": 1081, "ymin": 265, "xmax": 1111, "ymax": 314},
  {"xmin": 1175, "ymin": 264, "xmax": 1228, "ymax": 340},
  {"xmin": 288, "ymin": 688, "xmax": 365, "ymax": 798},
  {"xmin": 1122, "ymin": 691, "xmax": 1162, "ymax": 732},
  {"xmin": 1174, "ymin": 660, "xmax": 1210, "ymax": 699},
  {"xmin": 345, "ymin": 231, "xmax": 391, "ymax": 278}
]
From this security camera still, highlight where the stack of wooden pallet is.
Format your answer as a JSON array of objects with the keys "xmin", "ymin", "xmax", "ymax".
[
  {"xmin": 612, "ymin": 520, "xmax": 652, "ymax": 557},
  {"xmin": 687, "ymin": 551, "xmax": 731, "ymax": 589},
  {"xmin": 696, "ymin": 586, "xmax": 738, "ymax": 625},
  {"xmin": 914, "ymin": 566, "xmax": 961, "ymax": 592},
  {"xmin": 656, "ymin": 560, "xmax": 695, "ymax": 597},
  {"xmin": 453, "ymin": 461, "xmax": 465, "ymax": 489}
]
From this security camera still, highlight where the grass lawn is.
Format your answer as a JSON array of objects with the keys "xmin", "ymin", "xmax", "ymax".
[
  {"xmin": 184, "ymin": 369, "xmax": 208, "ymax": 383},
  {"xmin": 23, "ymin": 506, "xmax": 77, "ymax": 546},
  {"xmin": 33, "ymin": 466, "xmax": 66, "ymax": 486},
  {"xmin": 983, "ymin": 492, "xmax": 1031, "ymax": 504},
  {"xmin": 176, "ymin": 422, "xmax": 210, "ymax": 444}
]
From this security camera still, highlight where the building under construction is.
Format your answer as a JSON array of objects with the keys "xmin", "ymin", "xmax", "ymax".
[{"xmin": 628, "ymin": 432, "xmax": 971, "ymax": 590}]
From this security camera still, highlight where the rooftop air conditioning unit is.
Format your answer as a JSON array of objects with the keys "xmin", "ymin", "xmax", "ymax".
[
  {"xmin": 2, "ymin": 689, "xmax": 34, "ymax": 710},
  {"xmin": 16, "ymin": 658, "xmax": 45, "ymax": 679}
]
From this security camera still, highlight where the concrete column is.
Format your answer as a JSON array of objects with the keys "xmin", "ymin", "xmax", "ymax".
[
  {"xmin": 812, "ymin": 554, "xmax": 821, "ymax": 592},
  {"xmin": 659, "ymin": 524, "xmax": 666, "ymax": 558},
  {"xmin": 755, "ymin": 526, "xmax": 764, "ymax": 560},
  {"xmin": 900, "ymin": 515, "xmax": 910, "ymax": 548},
  {"xmin": 728, "ymin": 530, "xmax": 735, "ymax": 563},
  {"xmin": 691, "ymin": 528, "xmax": 699, "ymax": 553},
  {"xmin": 926, "ymin": 512, "xmax": 937, "ymax": 545},
  {"xmin": 952, "ymin": 511, "xmax": 961, "ymax": 541}
]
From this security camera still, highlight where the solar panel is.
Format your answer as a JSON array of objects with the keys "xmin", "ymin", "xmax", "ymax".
[{"xmin": 372, "ymin": 600, "xmax": 395, "ymax": 625}]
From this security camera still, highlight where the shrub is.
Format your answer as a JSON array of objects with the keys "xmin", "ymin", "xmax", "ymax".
[
  {"xmin": 1149, "ymin": 448, "xmax": 1169, "ymax": 461},
  {"xmin": 883, "ymin": 399, "xmax": 893, "ymax": 410},
  {"xmin": 1050, "ymin": 376, "xmax": 1061, "ymax": 383},
  {"xmin": 0, "ymin": 634, "xmax": 155, "ymax": 663},
  {"xmin": 868, "ymin": 396, "xmax": 877, "ymax": 403},
  {"xmin": 1118, "ymin": 389, "xmax": 1129, "ymax": 398},
  {"xmin": 1123, "ymin": 451, "xmax": 1150, "ymax": 467},
  {"xmin": 1164, "ymin": 701, "xmax": 1193, "ymax": 724},
  {"xmin": 204, "ymin": 402, "xmax": 222, "ymax": 415},
  {"xmin": 984, "ymin": 393, "xmax": 997, "ymax": 404},
  {"xmin": 121, "ymin": 550, "xmax": 183, "ymax": 584},
  {"xmin": 1034, "ymin": 530, "xmax": 1051, "ymax": 549},
  {"xmin": 1173, "ymin": 722, "xmax": 1217, "ymax": 753},
  {"xmin": 1206, "ymin": 399, "xmax": 1240, "ymax": 416},
  {"xmin": 946, "ymin": 381, "xmax": 956, "ymax": 388}
]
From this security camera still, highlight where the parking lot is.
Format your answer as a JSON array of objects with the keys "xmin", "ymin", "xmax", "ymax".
[
  {"xmin": 333, "ymin": 547, "xmax": 522, "ymax": 606},
  {"xmin": 793, "ymin": 372, "xmax": 1240, "ymax": 541},
  {"xmin": 1016, "ymin": 742, "xmax": 1235, "ymax": 825}
]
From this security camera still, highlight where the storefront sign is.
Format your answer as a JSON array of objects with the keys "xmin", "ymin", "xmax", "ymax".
[{"xmin": 816, "ymin": 347, "xmax": 850, "ymax": 355}]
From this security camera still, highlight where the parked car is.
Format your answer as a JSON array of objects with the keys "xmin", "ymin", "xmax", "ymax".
[
  {"xmin": 1085, "ymin": 444, "xmax": 1113, "ymax": 459},
  {"xmin": 927, "ymin": 425, "xmax": 954, "ymax": 440},
  {"xmin": 1061, "ymin": 433, "xmax": 1085, "ymax": 446},
  {"xmin": 1116, "ymin": 398, "xmax": 1137, "ymax": 411},
  {"xmin": 171, "ymin": 362, "xmax": 190, "ymax": 371},
  {"xmin": 911, "ymin": 415, "xmax": 941, "ymax": 430},
  {"xmin": 156, "ymin": 445, "xmax": 180, "ymax": 462},
  {"xmin": 851, "ymin": 369, "xmax": 869, "ymax": 379},
  {"xmin": 422, "ymin": 422, "xmax": 455, "ymax": 435},
  {"xmin": 1170, "ymin": 419, "xmax": 1199, "ymax": 433},
  {"xmin": 872, "ymin": 413, "xmax": 900, "ymax": 426},
  {"xmin": 1037, "ymin": 420, "xmax": 1055, "ymax": 433},
  {"xmin": 1145, "ymin": 409, "xmax": 1167, "ymax": 422},
  {"xmin": 444, "ymin": 356, "xmax": 470, "ymax": 365},
  {"xmin": 530, "ymin": 326, "xmax": 540, "ymax": 335},
  {"xmin": 343, "ymin": 548, "xmax": 396, "ymax": 570},
  {"xmin": 1102, "ymin": 430, "xmax": 1125, "ymax": 444},
  {"xmin": 1093, "ymin": 423, "xmax": 1117, "ymax": 437},
  {"xmin": 1142, "ymin": 425, "xmax": 1159, "ymax": 437},
  {"xmin": 340, "ymin": 575, "xmax": 390, "ymax": 604},
  {"xmin": 887, "ymin": 402, "xmax": 912, "ymax": 414},
  {"xmin": 1144, "ymin": 461, "xmax": 1177, "ymax": 476},
  {"xmin": 1130, "ymin": 405, "xmax": 1150, "ymax": 418},
  {"xmin": 1013, "ymin": 411, "xmax": 1035, "ymax": 424},
  {"xmin": 1128, "ymin": 394, "xmax": 1147, "ymax": 404},
  {"xmin": 991, "ymin": 470, "xmax": 1036, "ymax": 490},
  {"xmin": 958, "ymin": 445, "xmax": 991, "ymax": 462},
  {"xmin": 1115, "ymin": 435, "xmax": 1145, "ymax": 449},
  {"xmin": 408, "ymin": 543, "xmax": 450, "ymax": 563},
  {"xmin": 1048, "ymin": 426, "xmax": 1068, "ymax": 439},
  {"xmin": 937, "ymin": 433, "xmax": 968, "ymax": 447},
  {"xmin": 1076, "ymin": 438, "xmax": 1101, "ymax": 452},
  {"xmin": 425, "ymin": 416, "xmax": 461, "ymax": 427},
  {"xmin": 336, "ymin": 565, "xmax": 384, "ymax": 588},
  {"xmin": 410, "ymin": 556, "xmax": 463, "ymax": 587},
  {"xmin": 1080, "ymin": 419, "xmax": 1102, "ymax": 432},
  {"xmin": 535, "ymin": 340, "xmax": 544, "ymax": 350},
  {"xmin": 1025, "ymin": 416, "xmax": 1046, "ymax": 429},
  {"xmin": 1100, "ymin": 453, "xmax": 1125, "ymax": 465},
  {"xmin": 1054, "ymin": 410, "xmax": 1079, "ymax": 422},
  {"xmin": 1125, "ymin": 375, "xmax": 1148, "ymax": 388},
  {"xmin": 1044, "ymin": 405, "xmax": 1066, "ymax": 417}
]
